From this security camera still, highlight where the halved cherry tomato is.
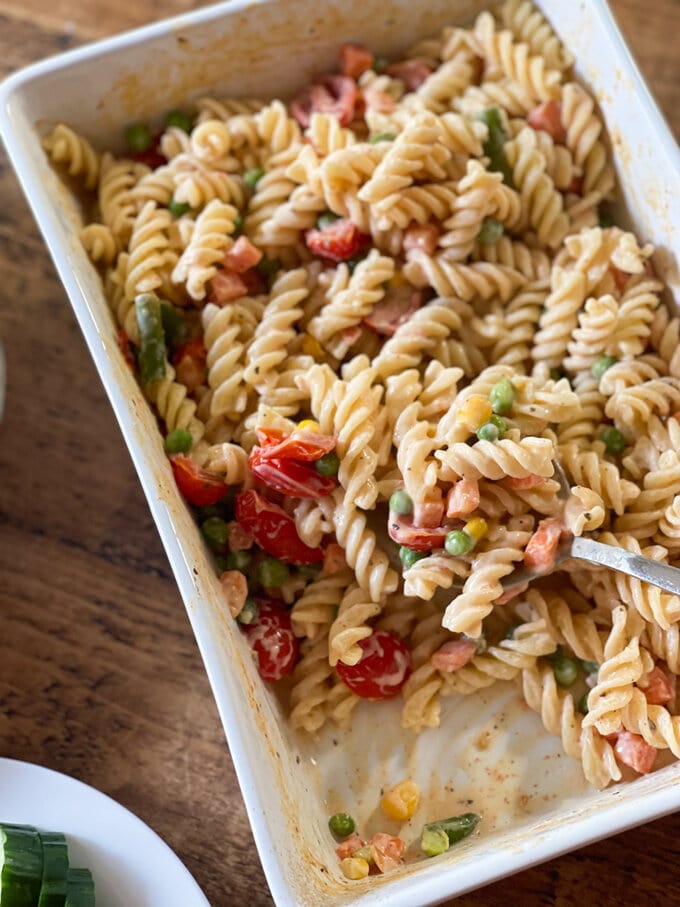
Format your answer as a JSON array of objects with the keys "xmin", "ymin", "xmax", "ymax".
[
  {"xmin": 117, "ymin": 328, "xmax": 135, "ymax": 371},
  {"xmin": 235, "ymin": 490, "xmax": 324, "ymax": 564},
  {"xmin": 527, "ymin": 101, "xmax": 566, "ymax": 144},
  {"xmin": 209, "ymin": 269, "xmax": 248, "ymax": 304},
  {"xmin": 364, "ymin": 287, "xmax": 422, "ymax": 336},
  {"xmin": 130, "ymin": 133, "xmax": 166, "ymax": 169},
  {"xmin": 340, "ymin": 42, "xmax": 374, "ymax": 79},
  {"xmin": 385, "ymin": 59, "xmax": 432, "ymax": 90},
  {"xmin": 291, "ymin": 75, "xmax": 358, "ymax": 128},
  {"xmin": 431, "ymin": 638, "xmax": 477, "ymax": 673},
  {"xmin": 336, "ymin": 630, "xmax": 411, "ymax": 700},
  {"xmin": 403, "ymin": 222, "xmax": 440, "ymax": 257},
  {"xmin": 223, "ymin": 236, "xmax": 262, "ymax": 273},
  {"xmin": 446, "ymin": 479, "xmax": 481, "ymax": 518},
  {"xmin": 388, "ymin": 515, "xmax": 448, "ymax": 551},
  {"xmin": 305, "ymin": 218, "xmax": 366, "ymax": 263},
  {"xmin": 506, "ymin": 474, "xmax": 547, "ymax": 490},
  {"xmin": 369, "ymin": 833, "xmax": 407, "ymax": 873},
  {"xmin": 523, "ymin": 518, "xmax": 564, "ymax": 572},
  {"xmin": 248, "ymin": 448, "xmax": 337, "ymax": 498},
  {"xmin": 612, "ymin": 731, "xmax": 657, "ymax": 774},
  {"xmin": 255, "ymin": 428, "xmax": 336, "ymax": 461},
  {"xmin": 170, "ymin": 454, "xmax": 228, "ymax": 506},
  {"xmin": 639, "ymin": 666, "xmax": 674, "ymax": 705},
  {"xmin": 243, "ymin": 600, "xmax": 299, "ymax": 681},
  {"xmin": 172, "ymin": 337, "xmax": 206, "ymax": 393}
]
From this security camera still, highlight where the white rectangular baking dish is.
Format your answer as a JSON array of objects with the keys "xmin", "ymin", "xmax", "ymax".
[{"xmin": 1, "ymin": 2, "xmax": 680, "ymax": 904}]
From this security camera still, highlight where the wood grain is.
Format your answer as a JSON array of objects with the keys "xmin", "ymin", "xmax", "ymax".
[{"xmin": 0, "ymin": 3, "xmax": 679, "ymax": 905}]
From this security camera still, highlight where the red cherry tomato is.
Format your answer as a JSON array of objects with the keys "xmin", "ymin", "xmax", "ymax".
[
  {"xmin": 336, "ymin": 630, "xmax": 411, "ymax": 700},
  {"xmin": 388, "ymin": 515, "xmax": 448, "ymax": 551},
  {"xmin": 290, "ymin": 75, "xmax": 357, "ymax": 128},
  {"xmin": 248, "ymin": 448, "xmax": 337, "ymax": 498},
  {"xmin": 526, "ymin": 100, "xmax": 566, "ymax": 144},
  {"xmin": 255, "ymin": 428, "xmax": 336, "ymax": 461},
  {"xmin": 235, "ymin": 490, "xmax": 324, "ymax": 564},
  {"xmin": 305, "ymin": 218, "xmax": 366, "ymax": 263},
  {"xmin": 170, "ymin": 454, "xmax": 228, "ymax": 507},
  {"xmin": 243, "ymin": 601, "xmax": 299, "ymax": 681}
]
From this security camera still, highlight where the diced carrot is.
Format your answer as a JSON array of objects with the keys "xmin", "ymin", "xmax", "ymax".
[
  {"xmin": 413, "ymin": 492, "xmax": 445, "ymax": 529},
  {"xmin": 340, "ymin": 42, "xmax": 374, "ymax": 79},
  {"xmin": 446, "ymin": 478, "xmax": 480, "ymax": 518},
  {"xmin": 210, "ymin": 269, "xmax": 248, "ymax": 304},
  {"xmin": 506, "ymin": 474, "xmax": 547, "ymax": 490},
  {"xmin": 639, "ymin": 666, "xmax": 674, "ymax": 705},
  {"xmin": 613, "ymin": 731, "xmax": 657, "ymax": 774},
  {"xmin": 173, "ymin": 337, "xmax": 207, "ymax": 393},
  {"xmin": 323, "ymin": 542, "xmax": 348, "ymax": 575},
  {"xmin": 223, "ymin": 236, "xmax": 262, "ymax": 273},
  {"xmin": 403, "ymin": 223, "xmax": 440, "ymax": 257},
  {"xmin": 431, "ymin": 639, "xmax": 477, "ymax": 673},
  {"xmin": 335, "ymin": 833, "xmax": 366, "ymax": 860},
  {"xmin": 523, "ymin": 518, "xmax": 563, "ymax": 572},
  {"xmin": 369, "ymin": 833, "xmax": 407, "ymax": 873},
  {"xmin": 527, "ymin": 100, "xmax": 566, "ymax": 144}
]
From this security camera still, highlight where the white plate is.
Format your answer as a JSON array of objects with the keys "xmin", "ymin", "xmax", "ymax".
[{"xmin": 0, "ymin": 758, "xmax": 209, "ymax": 907}]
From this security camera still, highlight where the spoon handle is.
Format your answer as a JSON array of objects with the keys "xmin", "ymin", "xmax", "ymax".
[{"xmin": 571, "ymin": 536, "xmax": 680, "ymax": 596}]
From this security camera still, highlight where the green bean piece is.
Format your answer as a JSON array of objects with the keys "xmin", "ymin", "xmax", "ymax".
[
  {"xmin": 168, "ymin": 197, "xmax": 191, "ymax": 218},
  {"xmin": 478, "ymin": 107, "xmax": 514, "ymax": 187},
  {"xmin": 315, "ymin": 451, "xmax": 340, "ymax": 477},
  {"xmin": 399, "ymin": 546, "xmax": 425, "ymax": 569},
  {"xmin": 424, "ymin": 813, "xmax": 480, "ymax": 847},
  {"xmin": 316, "ymin": 210, "xmax": 341, "ymax": 230},
  {"xmin": 476, "ymin": 421, "xmax": 500, "ymax": 442},
  {"xmin": 201, "ymin": 516, "xmax": 230, "ymax": 550},
  {"xmin": 389, "ymin": 489, "xmax": 414, "ymax": 516},
  {"xmin": 237, "ymin": 599, "xmax": 259, "ymax": 625},
  {"xmin": 421, "ymin": 826, "xmax": 450, "ymax": 857},
  {"xmin": 165, "ymin": 110, "xmax": 193, "ymax": 132},
  {"xmin": 445, "ymin": 530, "xmax": 473, "ymax": 557},
  {"xmin": 580, "ymin": 660, "xmax": 599, "ymax": 676},
  {"xmin": 553, "ymin": 655, "xmax": 579, "ymax": 687},
  {"xmin": 488, "ymin": 414, "xmax": 508, "ymax": 437},
  {"xmin": 257, "ymin": 557, "xmax": 290, "ymax": 587},
  {"xmin": 225, "ymin": 549, "xmax": 252, "ymax": 572},
  {"xmin": 328, "ymin": 812, "xmax": 356, "ymax": 838},
  {"xmin": 244, "ymin": 167, "xmax": 265, "ymax": 190},
  {"xmin": 159, "ymin": 300, "xmax": 187, "ymax": 351},
  {"xmin": 165, "ymin": 428, "xmax": 193, "ymax": 454},
  {"xmin": 577, "ymin": 691, "xmax": 590, "ymax": 715},
  {"xmin": 370, "ymin": 132, "xmax": 397, "ymax": 143},
  {"xmin": 550, "ymin": 368, "xmax": 564, "ymax": 381},
  {"xmin": 135, "ymin": 293, "xmax": 167, "ymax": 384},
  {"xmin": 591, "ymin": 355, "xmax": 618, "ymax": 380},
  {"xmin": 477, "ymin": 216, "xmax": 504, "ymax": 246},
  {"xmin": 125, "ymin": 122, "xmax": 152, "ymax": 152},
  {"xmin": 489, "ymin": 378, "xmax": 515, "ymax": 414},
  {"xmin": 232, "ymin": 212, "xmax": 244, "ymax": 236},
  {"xmin": 599, "ymin": 426, "xmax": 626, "ymax": 455}
]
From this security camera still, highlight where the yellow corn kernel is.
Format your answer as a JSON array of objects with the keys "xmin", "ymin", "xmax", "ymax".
[
  {"xmin": 301, "ymin": 334, "xmax": 324, "ymax": 358},
  {"xmin": 297, "ymin": 419, "xmax": 321, "ymax": 434},
  {"xmin": 381, "ymin": 779, "xmax": 420, "ymax": 822},
  {"xmin": 389, "ymin": 270, "xmax": 407, "ymax": 288},
  {"xmin": 457, "ymin": 396, "xmax": 493, "ymax": 432},
  {"xmin": 465, "ymin": 517, "xmax": 489, "ymax": 541},
  {"xmin": 340, "ymin": 857, "xmax": 370, "ymax": 880}
]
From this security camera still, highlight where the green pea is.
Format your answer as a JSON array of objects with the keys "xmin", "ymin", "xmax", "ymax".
[
  {"xmin": 316, "ymin": 210, "xmax": 341, "ymax": 230},
  {"xmin": 553, "ymin": 655, "xmax": 579, "ymax": 688},
  {"xmin": 225, "ymin": 550, "xmax": 252, "ymax": 572},
  {"xmin": 125, "ymin": 122, "xmax": 152, "ymax": 152},
  {"xmin": 399, "ymin": 546, "xmax": 425, "ymax": 569},
  {"xmin": 237, "ymin": 599, "xmax": 259, "ymax": 625},
  {"xmin": 168, "ymin": 197, "xmax": 191, "ymax": 219},
  {"xmin": 580, "ymin": 659, "xmax": 599, "ymax": 676},
  {"xmin": 328, "ymin": 812, "xmax": 355, "ymax": 838},
  {"xmin": 165, "ymin": 110, "xmax": 193, "ymax": 132},
  {"xmin": 420, "ymin": 826, "xmax": 450, "ymax": 857},
  {"xmin": 244, "ymin": 167, "xmax": 265, "ymax": 190},
  {"xmin": 598, "ymin": 211, "xmax": 616, "ymax": 229},
  {"xmin": 201, "ymin": 516, "xmax": 230, "ymax": 550},
  {"xmin": 577, "ymin": 691, "xmax": 590, "ymax": 715},
  {"xmin": 165, "ymin": 428, "xmax": 193, "ymax": 454},
  {"xmin": 591, "ymin": 355, "xmax": 618, "ymax": 380},
  {"xmin": 315, "ymin": 451, "xmax": 340, "ymax": 477},
  {"xmin": 488, "ymin": 413, "xmax": 508, "ymax": 437},
  {"xmin": 389, "ymin": 489, "xmax": 414, "ymax": 516},
  {"xmin": 445, "ymin": 530, "xmax": 473, "ymax": 557},
  {"xmin": 232, "ymin": 212, "xmax": 244, "ymax": 236},
  {"xmin": 477, "ymin": 421, "xmax": 500, "ymax": 442},
  {"xmin": 424, "ymin": 813, "xmax": 480, "ymax": 846},
  {"xmin": 257, "ymin": 557, "xmax": 290, "ymax": 588},
  {"xmin": 256, "ymin": 256, "xmax": 280, "ymax": 284},
  {"xmin": 477, "ymin": 216, "xmax": 504, "ymax": 246},
  {"xmin": 550, "ymin": 368, "xmax": 564, "ymax": 382},
  {"xmin": 489, "ymin": 378, "xmax": 515, "ymax": 415},
  {"xmin": 373, "ymin": 56, "xmax": 389, "ymax": 73},
  {"xmin": 600, "ymin": 426, "xmax": 626, "ymax": 455},
  {"xmin": 370, "ymin": 132, "xmax": 397, "ymax": 143}
]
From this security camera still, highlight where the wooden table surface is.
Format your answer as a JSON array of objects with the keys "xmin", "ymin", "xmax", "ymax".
[{"xmin": 1, "ymin": 2, "xmax": 679, "ymax": 905}]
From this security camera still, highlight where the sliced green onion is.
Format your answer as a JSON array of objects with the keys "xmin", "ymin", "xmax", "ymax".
[
  {"xmin": 389, "ymin": 489, "xmax": 414, "ymax": 516},
  {"xmin": 599, "ymin": 426, "xmax": 626, "ymax": 455},
  {"xmin": 165, "ymin": 428, "xmax": 193, "ymax": 454},
  {"xmin": 257, "ymin": 557, "xmax": 290, "ymax": 587},
  {"xmin": 168, "ymin": 197, "xmax": 191, "ymax": 218},
  {"xmin": 477, "ymin": 216, "xmax": 504, "ymax": 246},
  {"xmin": 370, "ymin": 132, "xmax": 396, "ymax": 143},
  {"xmin": 591, "ymin": 355, "xmax": 618, "ymax": 380},
  {"xmin": 399, "ymin": 546, "xmax": 425, "ymax": 569},
  {"xmin": 201, "ymin": 516, "xmax": 230, "ymax": 549},
  {"xmin": 553, "ymin": 655, "xmax": 579, "ymax": 687},
  {"xmin": 489, "ymin": 378, "xmax": 515, "ymax": 415},
  {"xmin": 328, "ymin": 812, "xmax": 355, "ymax": 838},
  {"xmin": 125, "ymin": 122, "xmax": 152, "ymax": 152},
  {"xmin": 237, "ymin": 599, "xmax": 259, "ymax": 625},
  {"xmin": 244, "ymin": 167, "xmax": 265, "ymax": 190},
  {"xmin": 315, "ymin": 451, "xmax": 340, "ymax": 476},
  {"xmin": 445, "ymin": 530, "xmax": 474, "ymax": 557},
  {"xmin": 165, "ymin": 110, "xmax": 193, "ymax": 132}
]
